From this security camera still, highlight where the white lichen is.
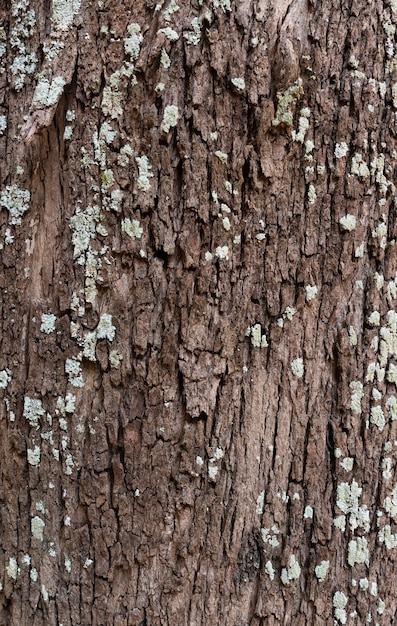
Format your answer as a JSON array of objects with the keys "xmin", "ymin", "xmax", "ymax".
[
  {"xmin": 163, "ymin": 0, "xmax": 180, "ymax": 21},
  {"xmin": 335, "ymin": 142, "xmax": 348, "ymax": 158},
  {"xmin": 370, "ymin": 405, "xmax": 385, "ymax": 431},
  {"xmin": 0, "ymin": 115, "xmax": 7, "ymax": 135},
  {"xmin": 135, "ymin": 155, "xmax": 153, "ymax": 191},
  {"xmin": 264, "ymin": 560, "xmax": 275, "ymax": 580},
  {"xmin": 0, "ymin": 369, "xmax": 11, "ymax": 389},
  {"xmin": 214, "ymin": 150, "xmax": 228, "ymax": 164},
  {"xmin": 158, "ymin": 27, "xmax": 179, "ymax": 41},
  {"xmin": 305, "ymin": 284, "xmax": 318, "ymax": 302},
  {"xmin": 211, "ymin": 0, "xmax": 231, "ymax": 11},
  {"xmin": 351, "ymin": 153, "xmax": 370, "ymax": 177},
  {"xmin": 31, "ymin": 516, "xmax": 45, "ymax": 541},
  {"xmin": 6, "ymin": 557, "xmax": 19, "ymax": 580},
  {"xmin": 350, "ymin": 381, "xmax": 363, "ymax": 414},
  {"xmin": 379, "ymin": 524, "xmax": 397, "ymax": 549},
  {"xmin": 162, "ymin": 104, "xmax": 179, "ymax": 132},
  {"xmin": 82, "ymin": 332, "xmax": 96, "ymax": 360},
  {"xmin": 339, "ymin": 214, "xmax": 356, "ymax": 231},
  {"xmin": 208, "ymin": 465, "xmax": 218, "ymax": 480},
  {"xmin": 333, "ymin": 591, "xmax": 348, "ymax": 624},
  {"xmin": 215, "ymin": 245, "xmax": 229, "ymax": 260},
  {"xmin": 183, "ymin": 17, "xmax": 202, "ymax": 45},
  {"xmin": 122, "ymin": 217, "xmax": 143, "ymax": 239},
  {"xmin": 23, "ymin": 397, "xmax": 45, "ymax": 429},
  {"xmin": 0, "ymin": 184, "xmax": 30, "ymax": 225},
  {"xmin": 97, "ymin": 313, "xmax": 116, "ymax": 341},
  {"xmin": 368, "ymin": 311, "xmax": 380, "ymax": 326},
  {"xmin": 124, "ymin": 23, "xmax": 143, "ymax": 60},
  {"xmin": 256, "ymin": 491, "xmax": 264, "ymax": 514},
  {"xmin": 386, "ymin": 396, "xmax": 397, "ymax": 420},
  {"xmin": 261, "ymin": 526, "xmax": 280, "ymax": 548},
  {"xmin": 284, "ymin": 306, "xmax": 296, "ymax": 320},
  {"xmin": 315, "ymin": 560, "xmax": 329, "ymax": 582},
  {"xmin": 292, "ymin": 107, "xmax": 310, "ymax": 143},
  {"xmin": 51, "ymin": 0, "xmax": 81, "ymax": 31},
  {"xmin": 231, "ymin": 77, "xmax": 245, "ymax": 91},
  {"xmin": 160, "ymin": 49, "xmax": 171, "ymax": 68},
  {"xmin": 247, "ymin": 324, "xmax": 268, "ymax": 348},
  {"xmin": 291, "ymin": 358, "xmax": 304, "ymax": 378},
  {"xmin": 32, "ymin": 76, "xmax": 66, "ymax": 108},
  {"xmin": 355, "ymin": 243, "xmax": 364, "ymax": 257},
  {"xmin": 340, "ymin": 457, "xmax": 354, "ymax": 472},
  {"xmin": 118, "ymin": 144, "xmax": 134, "ymax": 167},
  {"xmin": 281, "ymin": 555, "xmax": 301, "ymax": 585},
  {"xmin": 27, "ymin": 446, "xmax": 41, "ymax": 466},
  {"xmin": 336, "ymin": 480, "xmax": 369, "ymax": 532},
  {"xmin": 40, "ymin": 313, "xmax": 56, "ymax": 334},
  {"xmin": 65, "ymin": 357, "xmax": 84, "ymax": 388},
  {"xmin": 307, "ymin": 184, "xmax": 317, "ymax": 204},
  {"xmin": 348, "ymin": 326, "xmax": 357, "ymax": 346},
  {"xmin": 348, "ymin": 537, "xmax": 369, "ymax": 567}
]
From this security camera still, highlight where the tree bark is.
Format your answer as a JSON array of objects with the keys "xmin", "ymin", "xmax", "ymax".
[{"xmin": 1, "ymin": 0, "xmax": 397, "ymax": 624}]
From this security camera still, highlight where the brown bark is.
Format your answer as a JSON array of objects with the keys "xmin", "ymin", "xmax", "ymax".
[{"xmin": 1, "ymin": 0, "xmax": 397, "ymax": 624}]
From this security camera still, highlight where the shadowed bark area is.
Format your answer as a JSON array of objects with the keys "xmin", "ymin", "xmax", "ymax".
[{"xmin": 1, "ymin": 0, "xmax": 397, "ymax": 624}]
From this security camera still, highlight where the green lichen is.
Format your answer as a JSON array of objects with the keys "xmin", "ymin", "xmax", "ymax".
[{"xmin": 272, "ymin": 78, "xmax": 304, "ymax": 127}]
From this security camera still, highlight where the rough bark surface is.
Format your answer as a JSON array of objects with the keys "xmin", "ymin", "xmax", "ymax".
[{"xmin": 1, "ymin": 0, "xmax": 397, "ymax": 624}]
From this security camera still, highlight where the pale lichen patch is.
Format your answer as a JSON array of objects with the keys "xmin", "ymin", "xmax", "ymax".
[
  {"xmin": 158, "ymin": 27, "xmax": 179, "ymax": 41},
  {"xmin": 370, "ymin": 405, "xmax": 385, "ymax": 431},
  {"xmin": 97, "ymin": 313, "xmax": 116, "ymax": 342},
  {"xmin": 333, "ymin": 591, "xmax": 348, "ymax": 624},
  {"xmin": 122, "ymin": 218, "xmax": 143, "ymax": 239},
  {"xmin": 246, "ymin": 324, "xmax": 268, "ymax": 348},
  {"xmin": 27, "ymin": 446, "xmax": 41, "ymax": 466},
  {"xmin": 32, "ymin": 76, "xmax": 66, "ymax": 108},
  {"xmin": 291, "ymin": 358, "xmax": 304, "ymax": 378},
  {"xmin": 340, "ymin": 457, "xmax": 354, "ymax": 472},
  {"xmin": 348, "ymin": 537, "xmax": 369, "ymax": 566},
  {"xmin": 351, "ymin": 153, "xmax": 370, "ymax": 177},
  {"xmin": 160, "ymin": 49, "xmax": 171, "ymax": 68},
  {"xmin": 305, "ymin": 284, "xmax": 318, "ymax": 302},
  {"xmin": 65, "ymin": 357, "xmax": 84, "ymax": 388},
  {"xmin": 215, "ymin": 245, "xmax": 229, "ymax": 260},
  {"xmin": 350, "ymin": 381, "xmax": 363, "ymax": 414},
  {"xmin": 214, "ymin": 150, "xmax": 228, "ymax": 164},
  {"xmin": 335, "ymin": 142, "xmax": 348, "ymax": 158},
  {"xmin": 264, "ymin": 560, "xmax": 275, "ymax": 580},
  {"xmin": 314, "ymin": 560, "xmax": 329, "ymax": 582},
  {"xmin": 0, "ymin": 369, "xmax": 12, "ymax": 389},
  {"xmin": 272, "ymin": 78, "xmax": 304, "ymax": 127},
  {"xmin": 0, "ymin": 185, "xmax": 30, "ymax": 226},
  {"xmin": 231, "ymin": 77, "xmax": 245, "ymax": 91},
  {"xmin": 40, "ymin": 313, "xmax": 56, "ymax": 334},
  {"xmin": 183, "ymin": 17, "xmax": 202, "ymax": 45},
  {"xmin": 256, "ymin": 491, "xmax": 264, "ymax": 514},
  {"xmin": 6, "ymin": 557, "xmax": 19, "ymax": 580},
  {"xmin": 339, "ymin": 214, "xmax": 356, "ymax": 231},
  {"xmin": 31, "ymin": 516, "xmax": 45, "ymax": 541},
  {"xmin": 281, "ymin": 555, "xmax": 301, "ymax": 585},
  {"xmin": 135, "ymin": 155, "xmax": 153, "ymax": 191},
  {"xmin": 0, "ymin": 115, "xmax": 7, "ymax": 135},
  {"xmin": 162, "ymin": 105, "xmax": 179, "ymax": 132},
  {"xmin": 23, "ymin": 397, "xmax": 45, "ymax": 429},
  {"xmin": 292, "ymin": 107, "xmax": 310, "ymax": 143},
  {"xmin": 51, "ymin": 0, "xmax": 81, "ymax": 32}
]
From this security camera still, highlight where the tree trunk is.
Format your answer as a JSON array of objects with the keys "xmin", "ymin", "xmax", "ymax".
[{"xmin": 1, "ymin": 0, "xmax": 396, "ymax": 623}]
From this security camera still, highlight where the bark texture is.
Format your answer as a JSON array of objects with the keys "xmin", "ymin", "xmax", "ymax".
[{"xmin": 1, "ymin": 0, "xmax": 397, "ymax": 624}]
